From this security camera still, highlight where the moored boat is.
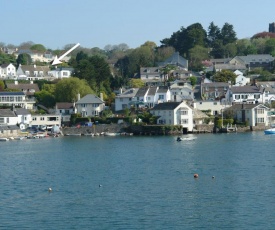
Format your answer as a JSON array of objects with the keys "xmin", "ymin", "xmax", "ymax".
[
  {"xmin": 0, "ymin": 137, "xmax": 9, "ymax": 141},
  {"xmin": 264, "ymin": 128, "xmax": 275, "ymax": 135}
]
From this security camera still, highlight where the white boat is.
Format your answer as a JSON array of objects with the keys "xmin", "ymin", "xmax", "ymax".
[
  {"xmin": 104, "ymin": 132, "xmax": 119, "ymax": 136},
  {"xmin": 0, "ymin": 138, "xmax": 9, "ymax": 141},
  {"xmin": 264, "ymin": 128, "xmax": 275, "ymax": 135},
  {"xmin": 84, "ymin": 133, "xmax": 94, "ymax": 137},
  {"xmin": 177, "ymin": 136, "xmax": 197, "ymax": 141}
]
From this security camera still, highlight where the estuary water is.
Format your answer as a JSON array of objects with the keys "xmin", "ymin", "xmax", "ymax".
[{"xmin": 1, "ymin": 132, "xmax": 275, "ymax": 229}]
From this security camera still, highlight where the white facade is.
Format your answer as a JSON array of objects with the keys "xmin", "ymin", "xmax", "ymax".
[
  {"xmin": 31, "ymin": 114, "xmax": 61, "ymax": 129},
  {"xmin": 75, "ymin": 94, "xmax": 105, "ymax": 117},
  {"xmin": 193, "ymin": 101, "xmax": 232, "ymax": 116},
  {"xmin": 0, "ymin": 63, "xmax": 16, "ymax": 79},
  {"xmin": 169, "ymin": 81, "xmax": 193, "ymax": 102},
  {"xmin": 115, "ymin": 88, "xmax": 139, "ymax": 111},
  {"xmin": 150, "ymin": 101, "xmax": 193, "ymax": 132},
  {"xmin": 48, "ymin": 68, "xmax": 73, "ymax": 79},
  {"xmin": 226, "ymin": 86, "xmax": 263, "ymax": 104},
  {"xmin": 234, "ymin": 70, "xmax": 250, "ymax": 86}
]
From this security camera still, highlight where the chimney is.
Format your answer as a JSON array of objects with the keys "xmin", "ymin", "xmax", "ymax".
[
  {"xmin": 100, "ymin": 92, "xmax": 103, "ymax": 101},
  {"xmin": 77, "ymin": 93, "xmax": 80, "ymax": 101},
  {"xmin": 119, "ymin": 87, "xmax": 122, "ymax": 94}
]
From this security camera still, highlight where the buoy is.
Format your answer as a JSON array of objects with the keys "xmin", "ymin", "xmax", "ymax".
[
  {"xmin": 194, "ymin": 174, "xmax": 199, "ymax": 178},
  {"xmin": 212, "ymin": 176, "xmax": 215, "ymax": 179},
  {"xmin": 48, "ymin": 187, "xmax": 52, "ymax": 192},
  {"xmin": 99, "ymin": 184, "xmax": 102, "ymax": 187}
]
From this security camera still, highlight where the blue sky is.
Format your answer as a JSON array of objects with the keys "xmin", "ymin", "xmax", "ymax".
[{"xmin": 2, "ymin": 0, "xmax": 275, "ymax": 50}]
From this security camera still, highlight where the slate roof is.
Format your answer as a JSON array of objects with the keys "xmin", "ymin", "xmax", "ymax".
[
  {"xmin": 14, "ymin": 108, "xmax": 31, "ymax": 116},
  {"xmin": 237, "ymin": 54, "xmax": 274, "ymax": 64},
  {"xmin": 147, "ymin": 87, "xmax": 158, "ymax": 95},
  {"xmin": 201, "ymin": 82, "xmax": 229, "ymax": 88},
  {"xmin": 256, "ymin": 81, "xmax": 275, "ymax": 94},
  {"xmin": 0, "ymin": 125, "xmax": 20, "ymax": 131},
  {"xmin": 158, "ymin": 52, "xmax": 188, "ymax": 69},
  {"xmin": 136, "ymin": 87, "xmax": 149, "ymax": 97},
  {"xmin": 228, "ymin": 103, "xmax": 269, "ymax": 110},
  {"xmin": 0, "ymin": 109, "xmax": 17, "ymax": 117},
  {"xmin": 76, "ymin": 94, "xmax": 104, "ymax": 104},
  {"xmin": 0, "ymin": 91, "xmax": 25, "ymax": 96},
  {"xmin": 56, "ymin": 102, "xmax": 74, "ymax": 109},
  {"xmin": 150, "ymin": 102, "xmax": 181, "ymax": 110},
  {"xmin": 230, "ymin": 86, "xmax": 260, "ymax": 94},
  {"xmin": 157, "ymin": 86, "xmax": 169, "ymax": 93},
  {"xmin": 6, "ymin": 83, "xmax": 40, "ymax": 95},
  {"xmin": 116, "ymin": 88, "xmax": 139, "ymax": 98}
]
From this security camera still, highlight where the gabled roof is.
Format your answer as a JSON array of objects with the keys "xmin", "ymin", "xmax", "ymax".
[
  {"xmin": 158, "ymin": 52, "xmax": 188, "ymax": 68},
  {"xmin": 234, "ymin": 54, "xmax": 274, "ymax": 64},
  {"xmin": 201, "ymin": 82, "xmax": 229, "ymax": 87},
  {"xmin": 136, "ymin": 87, "xmax": 149, "ymax": 97},
  {"xmin": 157, "ymin": 86, "xmax": 169, "ymax": 93},
  {"xmin": 230, "ymin": 85, "xmax": 260, "ymax": 94},
  {"xmin": 76, "ymin": 94, "xmax": 104, "ymax": 104},
  {"xmin": 0, "ymin": 91, "xmax": 25, "ymax": 96},
  {"xmin": 14, "ymin": 108, "xmax": 31, "ymax": 116},
  {"xmin": 1, "ymin": 63, "xmax": 14, "ymax": 68},
  {"xmin": 56, "ymin": 102, "xmax": 74, "ymax": 109},
  {"xmin": 20, "ymin": 65, "xmax": 50, "ymax": 72},
  {"xmin": 147, "ymin": 87, "xmax": 158, "ymax": 95},
  {"xmin": 0, "ymin": 109, "xmax": 17, "ymax": 117},
  {"xmin": 116, "ymin": 88, "xmax": 139, "ymax": 98},
  {"xmin": 255, "ymin": 81, "xmax": 275, "ymax": 94},
  {"xmin": 0, "ymin": 125, "xmax": 20, "ymax": 131},
  {"xmin": 6, "ymin": 83, "xmax": 40, "ymax": 95},
  {"xmin": 228, "ymin": 103, "xmax": 269, "ymax": 110},
  {"xmin": 150, "ymin": 102, "xmax": 181, "ymax": 110}
]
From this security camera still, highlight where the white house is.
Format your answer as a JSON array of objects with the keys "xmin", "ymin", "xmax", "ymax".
[
  {"xmin": 0, "ymin": 108, "xmax": 18, "ymax": 125},
  {"xmin": 150, "ymin": 101, "xmax": 193, "ymax": 132},
  {"xmin": 228, "ymin": 103, "xmax": 270, "ymax": 126},
  {"xmin": 234, "ymin": 70, "xmax": 250, "ymax": 86},
  {"xmin": 255, "ymin": 81, "xmax": 275, "ymax": 104},
  {"xmin": 193, "ymin": 100, "xmax": 232, "ymax": 116},
  {"xmin": 54, "ymin": 102, "xmax": 76, "ymax": 124},
  {"xmin": 15, "ymin": 108, "xmax": 32, "ymax": 130},
  {"xmin": 16, "ymin": 64, "xmax": 51, "ymax": 80},
  {"xmin": 115, "ymin": 88, "xmax": 139, "ymax": 111},
  {"xmin": 169, "ymin": 80, "xmax": 194, "ymax": 102},
  {"xmin": 75, "ymin": 94, "xmax": 105, "ymax": 117},
  {"xmin": 226, "ymin": 85, "xmax": 262, "ymax": 104},
  {"xmin": 0, "ymin": 63, "xmax": 16, "ymax": 79},
  {"xmin": 48, "ymin": 67, "xmax": 74, "ymax": 79},
  {"xmin": 0, "ymin": 91, "xmax": 35, "ymax": 109},
  {"xmin": 31, "ymin": 114, "xmax": 61, "ymax": 130}
]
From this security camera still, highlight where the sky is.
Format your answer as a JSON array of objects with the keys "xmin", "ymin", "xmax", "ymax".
[{"xmin": 2, "ymin": 0, "xmax": 275, "ymax": 50}]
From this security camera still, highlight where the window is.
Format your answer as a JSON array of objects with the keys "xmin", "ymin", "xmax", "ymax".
[
  {"xmin": 40, "ymin": 117, "xmax": 45, "ymax": 121},
  {"xmin": 235, "ymin": 95, "xmax": 240, "ymax": 99},
  {"xmin": 257, "ymin": 118, "xmax": 264, "ymax": 123},
  {"xmin": 92, "ymin": 104, "xmax": 98, "ymax": 108},
  {"xmin": 241, "ymin": 95, "xmax": 248, "ymax": 99},
  {"xmin": 180, "ymin": 110, "xmax": 188, "ymax": 115},
  {"xmin": 81, "ymin": 104, "xmax": 86, "ymax": 107},
  {"xmin": 254, "ymin": 95, "xmax": 260, "ymax": 99},
  {"xmin": 0, "ymin": 118, "xmax": 4, "ymax": 124},
  {"xmin": 129, "ymin": 98, "xmax": 132, "ymax": 101},
  {"xmin": 60, "ymin": 110, "xmax": 62, "ymax": 113},
  {"xmin": 257, "ymin": 109, "xmax": 264, "ymax": 114},
  {"xmin": 120, "ymin": 98, "xmax": 123, "ymax": 102},
  {"xmin": 159, "ymin": 95, "xmax": 164, "ymax": 100},
  {"xmin": 32, "ymin": 117, "xmax": 37, "ymax": 121},
  {"xmin": 181, "ymin": 119, "xmax": 188, "ymax": 124},
  {"xmin": 147, "ymin": 97, "xmax": 151, "ymax": 100}
]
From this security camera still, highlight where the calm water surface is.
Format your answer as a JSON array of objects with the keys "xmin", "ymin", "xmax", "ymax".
[{"xmin": 1, "ymin": 132, "xmax": 275, "ymax": 229}]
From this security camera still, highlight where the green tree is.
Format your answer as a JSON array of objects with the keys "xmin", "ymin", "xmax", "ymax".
[
  {"xmin": 0, "ymin": 80, "xmax": 5, "ymax": 91},
  {"xmin": 189, "ymin": 76, "xmax": 197, "ymax": 88},
  {"xmin": 16, "ymin": 53, "xmax": 32, "ymax": 66},
  {"xmin": 189, "ymin": 45, "xmax": 209, "ymax": 70},
  {"xmin": 34, "ymin": 90, "xmax": 56, "ymax": 108},
  {"xmin": 30, "ymin": 44, "xmax": 46, "ymax": 52},
  {"xmin": 207, "ymin": 22, "xmax": 221, "ymax": 47},
  {"xmin": 129, "ymin": 79, "xmax": 145, "ymax": 88},
  {"xmin": 55, "ymin": 77, "xmax": 94, "ymax": 102},
  {"xmin": 220, "ymin": 23, "xmax": 237, "ymax": 45},
  {"xmin": 213, "ymin": 70, "xmax": 237, "ymax": 84}
]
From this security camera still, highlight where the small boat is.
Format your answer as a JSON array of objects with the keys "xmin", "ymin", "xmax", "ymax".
[
  {"xmin": 104, "ymin": 132, "xmax": 119, "ymax": 136},
  {"xmin": 0, "ymin": 138, "xmax": 10, "ymax": 141},
  {"xmin": 83, "ymin": 133, "xmax": 94, "ymax": 136},
  {"xmin": 264, "ymin": 128, "xmax": 275, "ymax": 135},
  {"xmin": 177, "ymin": 136, "xmax": 197, "ymax": 141}
]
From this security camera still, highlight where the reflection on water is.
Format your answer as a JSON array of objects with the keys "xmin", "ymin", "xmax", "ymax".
[{"xmin": 1, "ymin": 132, "xmax": 275, "ymax": 229}]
